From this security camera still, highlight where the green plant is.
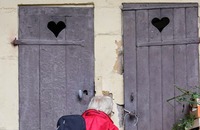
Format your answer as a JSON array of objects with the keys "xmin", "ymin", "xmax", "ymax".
[
  {"xmin": 172, "ymin": 114, "xmax": 195, "ymax": 130},
  {"xmin": 167, "ymin": 85, "xmax": 200, "ymax": 106},
  {"xmin": 167, "ymin": 85, "xmax": 200, "ymax": 130}
]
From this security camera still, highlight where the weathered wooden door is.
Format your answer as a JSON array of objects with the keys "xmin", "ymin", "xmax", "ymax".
[
  {"xmin": 18, "ymin": 6, "xmax": 94, "ymax": 130},
  {"xmin": 123, "ymin": 3, "xmax": 199, "ymax": 130}
]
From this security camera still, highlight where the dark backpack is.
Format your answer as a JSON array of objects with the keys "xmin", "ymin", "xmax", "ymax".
[{"xmin": 57, "ymin": 115, "xmax": 86, "ymax": 130}]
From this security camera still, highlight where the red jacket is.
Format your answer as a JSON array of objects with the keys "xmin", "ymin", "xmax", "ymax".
[{"xmin": 82, "ymin": 109, "xmax": 119, "ymax": 130}]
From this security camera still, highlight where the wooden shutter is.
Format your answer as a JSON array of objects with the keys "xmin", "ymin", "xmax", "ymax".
[
  {"xmin": 19, "ymin": 6, "xmax": 94, "ymax": 130},
  {"xmin": 123, "ymin": 3, "xmax": 199, "ymax": 130}
]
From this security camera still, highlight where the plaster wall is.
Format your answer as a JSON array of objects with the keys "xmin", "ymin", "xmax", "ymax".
[{"xmin": 0, "ymin": 0, "xmax": 199, "ymax": 130}]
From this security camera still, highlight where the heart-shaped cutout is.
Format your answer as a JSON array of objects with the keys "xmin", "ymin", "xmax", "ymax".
[
  {"xmin": 47, "ymin": 21, "xmax": 66, "ymax": 37},
  {"xmin": 151, "ymin": 17, "xmax": 170, "ymax": 32}
]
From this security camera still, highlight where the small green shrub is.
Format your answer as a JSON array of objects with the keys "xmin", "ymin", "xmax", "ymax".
[
  {"xmin": 167, "ymin": 85, "xmax": 200, "ymax": 130},
  {"xmin": 172, "ymin": 114, "xmax": 195, "ymax": 130}
]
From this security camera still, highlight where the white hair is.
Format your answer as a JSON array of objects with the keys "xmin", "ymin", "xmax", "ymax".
[{"xmin": 88, "ymin": 96, "xmax": 113, "ymax": 115}]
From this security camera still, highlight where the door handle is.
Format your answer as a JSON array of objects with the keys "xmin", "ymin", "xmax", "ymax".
[
  {"xmin": 78, "ymin": 89, "xmax": 89, "ymax": 100},
  {"xmin": 124, "ymin": 108, "xmax": 139, "ymax": 126},
  {"xmin": 78, "ymin": 90, "xmax": 83, "ymax": 100}
]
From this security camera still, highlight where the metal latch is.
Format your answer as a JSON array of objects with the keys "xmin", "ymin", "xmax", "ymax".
[{"xmin": 124, "ymin": 108, "xmax": 139, "ymax": 126}]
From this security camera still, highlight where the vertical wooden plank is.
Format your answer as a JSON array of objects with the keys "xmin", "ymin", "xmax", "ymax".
[
  {"xmin": 149, "ymin": 9, "xmax": 161, "ymax": 42},
  {"xmin": 65, "ymin": 46, "xmax": 88, "ymax": 114},
  {"xmin": 66, "ymin": 16, "xmax": 88, "ymax": 42},
  {"xmin": 136, "ymin": 9, "xmax": 150, "ymax": 130},
  {"xmin": 40, "ymin": 46, "xmax": 67, "ymax": 130},
  {"xmin": 186, "ymin": 7, "xmax": 199, "ymax": 87},
  {"xmin": 80, "ymin": 8, "xmax": 94, "ymax": 51},
  {"xmin": 162, "ymin": 46, "xmax": 175, "ymax": 130},
  {"xmin": 19, "ymin": 7, "xmax": 40, "ymax": 39},
  {"xmin": 186, "ymin": 7, "xmax": 198, "ymax": 38},
  {"xmin": 186, "ymin": 44, "xmax": 199, "ymax": 86},
  {"xmin": 81, "ymin": 8, "xmax": 95, "ymax": 106},
  {"xmin": 149, "ymin": 46, "xmax": 162, "ymax": 130},
  {"xmin": 79, "ymin": 8, "xmax": 94, "ymax": 107},
  {"xmin": 137, "ymin": 47, "xmax": 150, "ymax": 130},
  {"xmin": 64, "ymin": 8, "xmax": 94, "ymax": 114},
  {"xmin": 161, "ymin": 8, "xmax": 175, "ymax": 130},
  {"xmin": 79, "ymin": 47, "xmax": 94, "ymax": 107},
  {"xmin": 19, "ymin": 6, "xmax": 40, "ymax": 130},
  {"xmin": 148, "ymin": 8, "xmax": 162, "ymax": 130},
  {"xmin": 136, "ymin": 10, "xmax": 148, "ymax": 45},
  {"xmin": 174, "ymin": 7, "xmax": 187, "ymax": 120},
  {"xmin": 19, "ymin": 45, "xmax": 40, "ymax": 130},
  {"xmin": 147, "ymin": 8, "xmax": 163, "ymax": 130},
  {"xmin": 174, "ymin": 45, "xmax": 187, "ymax": 120},
  {"xmin": 161, "ymin": 9, "xmax": 173, "ymax": 41},
  {"xmin": 123, "ymin": 11, "xmax": 137, "ymax": 130},
  {"xmin": 174, "ymin": 8, "xmax": 186, "ymax": 39}
]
